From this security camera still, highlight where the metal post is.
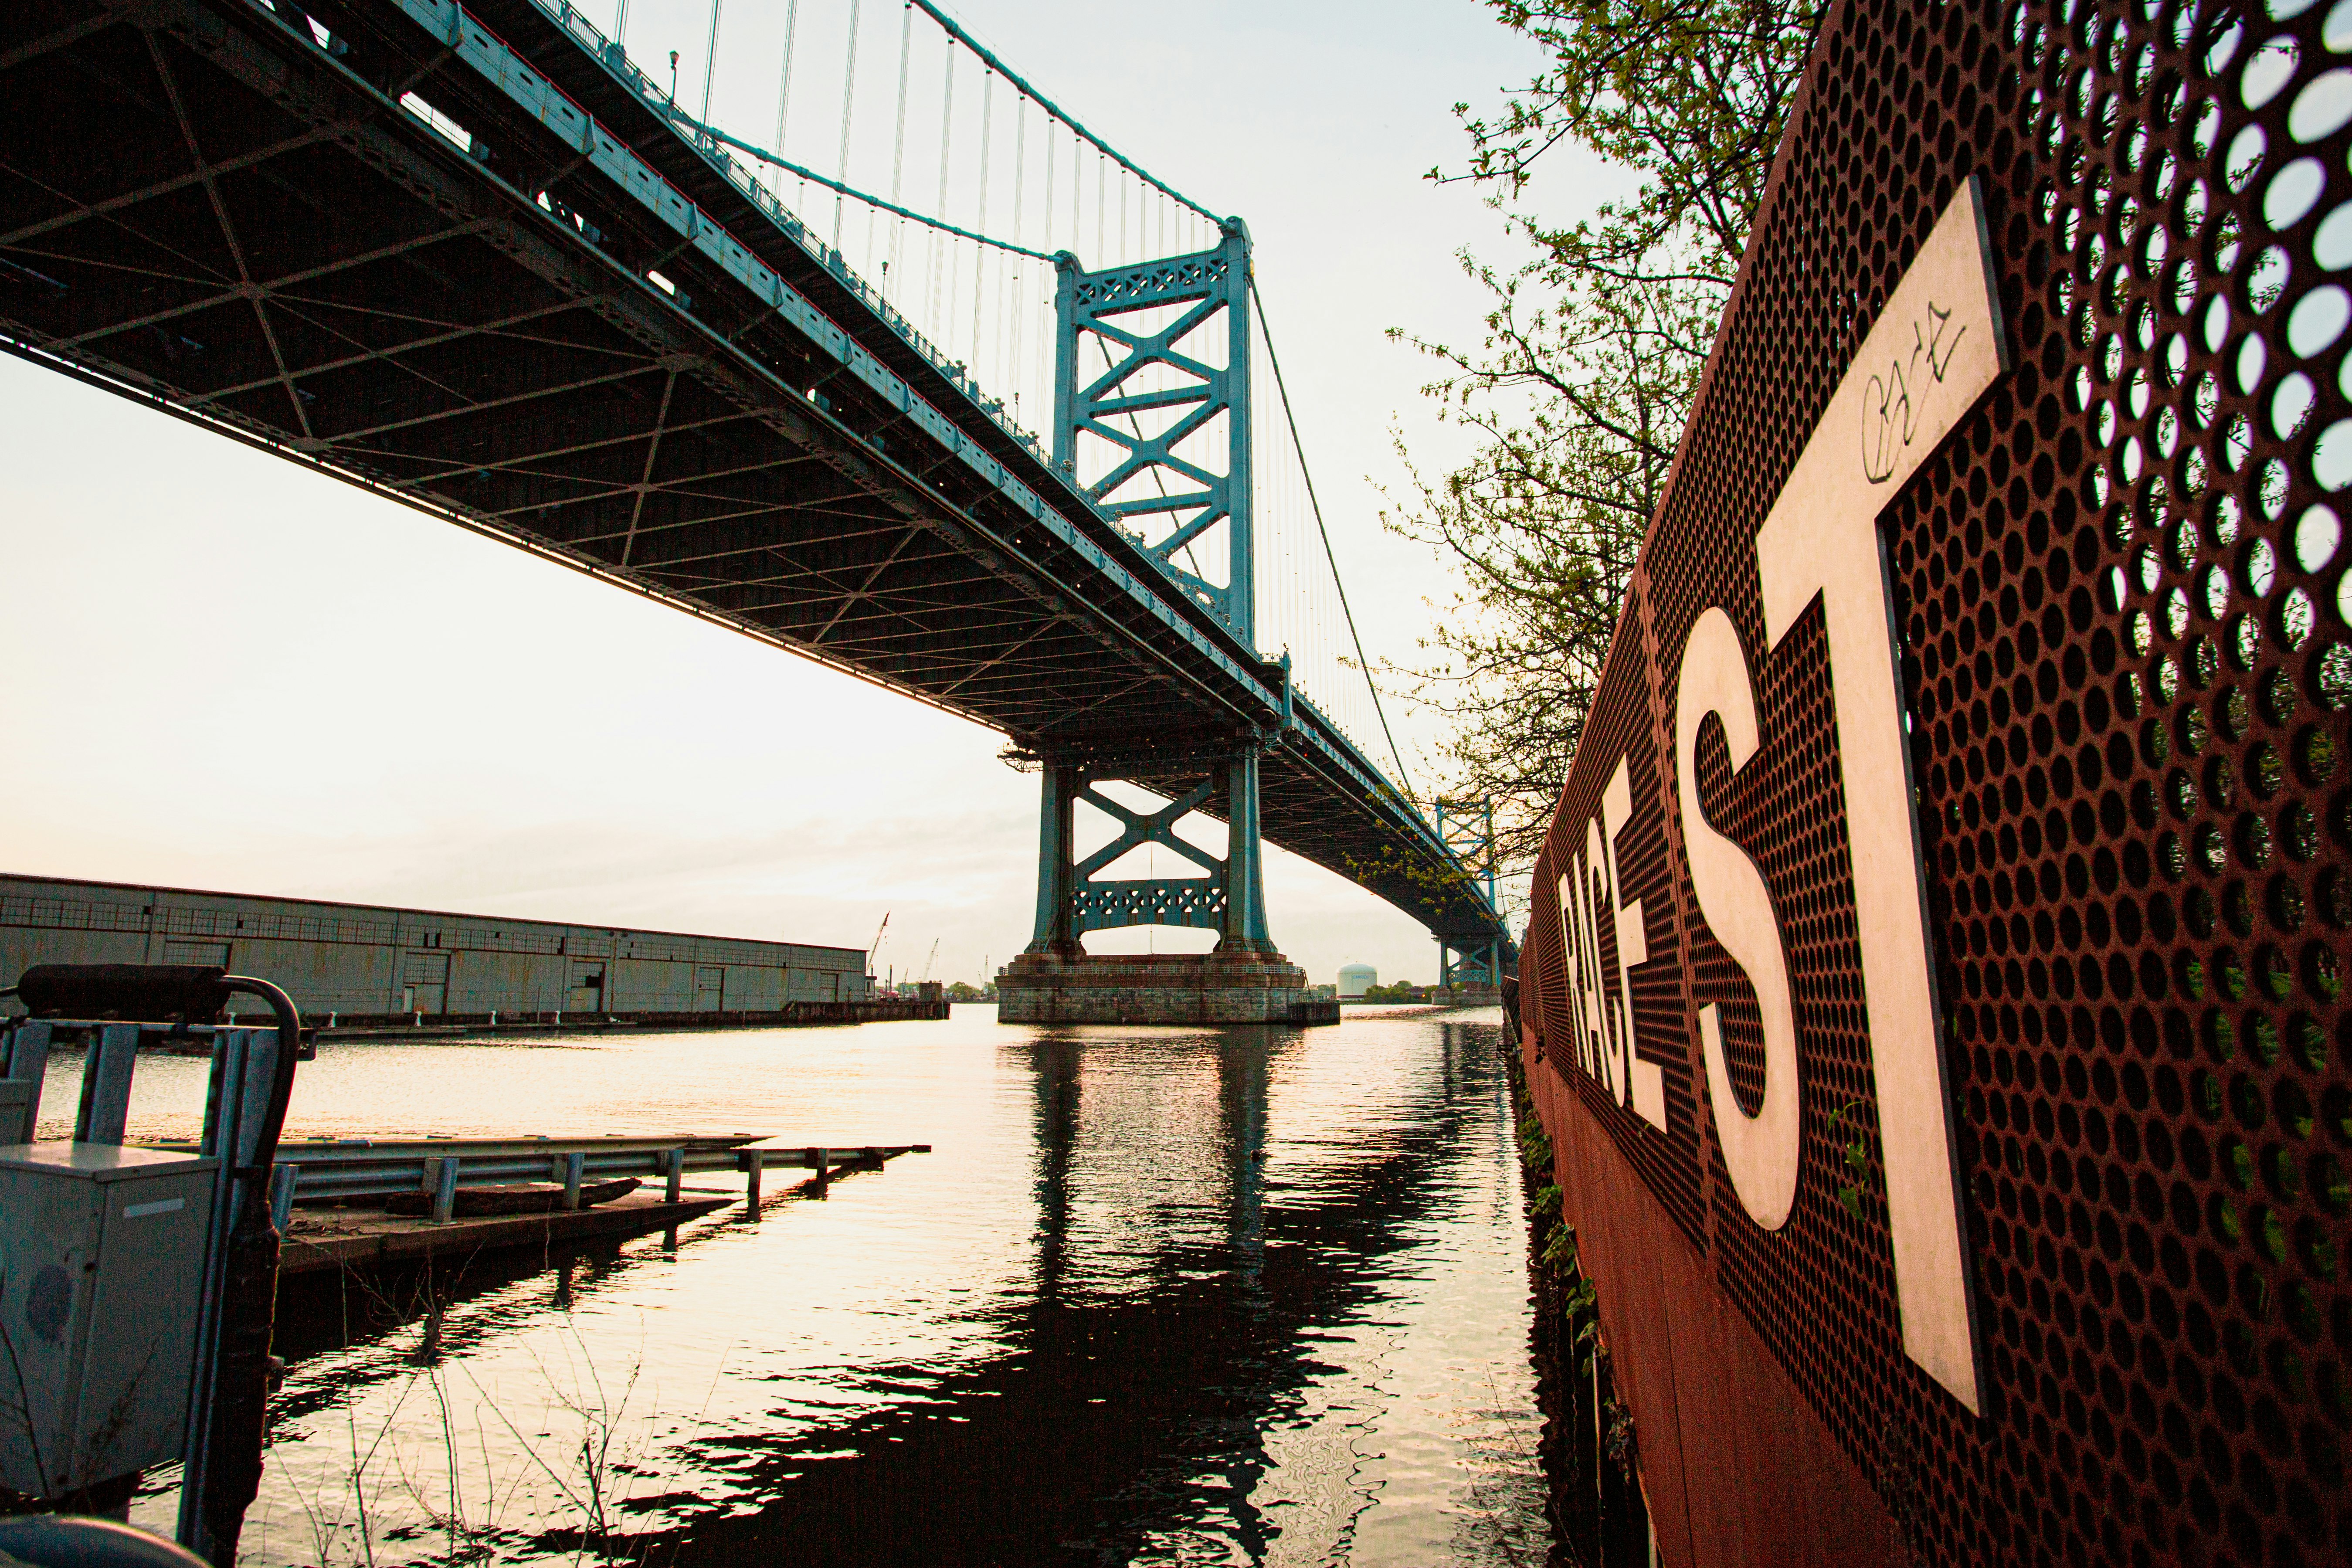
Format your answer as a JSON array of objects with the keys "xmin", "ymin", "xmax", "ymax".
[
  {"xmin": 3, "ymin": 1021, "xmax": 50, "ymax": 1143},
  {"xmin": 175, "ymin": 986, "xmax": 302, "ymax": 1561},
  {"xmin": 744, "ymin": 1147, "xmax": 764, "ymax": 1211},
  {"xmin": 179, "ymin": 1028, "xmax": 252, "ymax": 1558},
  {"xmin": 430, "ymin": 1157, "xmax": 460, "ymax": 1223},
  {"xmin": 1051, "ymin": 253, "xmax": 1082, "ymax": 480},
  {"xmin": 268, "ymin": 1165, "xmax": 298, "ymax": 1232},
  {"xmin": 75, "ymin": 1022, "xmax": 141, "ymax": 1144},
  {"xmin": 663, "ymin": 1147, "xmax": 683, "ymax": 1204},
  {"xmin": 811, "ymin": 1146, "xmax": 829, "ymax": 1194},
  {"xmin": 561, "ymin": 1151, "xmax": 585, "ymax": 1210}
]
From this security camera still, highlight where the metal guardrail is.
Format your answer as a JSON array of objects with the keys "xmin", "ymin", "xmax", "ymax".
[{"xmin": 138, "ymin": 1134, "xmax": 930, "ymax": 1223}]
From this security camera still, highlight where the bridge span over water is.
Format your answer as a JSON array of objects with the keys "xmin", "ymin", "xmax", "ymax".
[{"xmin": 0, "ymin": 0, "xmax": 1509, "ymax": 985}]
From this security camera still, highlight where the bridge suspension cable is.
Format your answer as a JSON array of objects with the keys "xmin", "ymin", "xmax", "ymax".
[
  {"xmin": 675, "ymin": 111, "xmax": 1057, "ymax": 262},
  {"xmin": 1249, "ymin": 278, "xmax": 1417, "ymax": 804},
  {"xmin": 898, "ymin": 0, "xmax": 1215, "ymax": 224}
]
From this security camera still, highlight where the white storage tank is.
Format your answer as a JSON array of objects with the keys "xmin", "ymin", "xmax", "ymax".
[{"xmin": 1336, "ymin": 963, "xmax": 1376, "ymax": 1000}]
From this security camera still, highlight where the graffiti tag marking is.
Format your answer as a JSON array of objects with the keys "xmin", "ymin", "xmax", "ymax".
[{"xmin": 1862, "ymin": 301, "xmax": 1965, "ymax": 483}]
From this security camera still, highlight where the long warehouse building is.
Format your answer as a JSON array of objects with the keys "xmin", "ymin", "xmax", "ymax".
[{"xmin": 0, "ymin": 874, "xmax": 871, "ymax": 1024}]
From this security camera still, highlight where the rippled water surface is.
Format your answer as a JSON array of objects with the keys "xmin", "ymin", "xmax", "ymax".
[{"xmin": 84, "ymin": 1005, "xmax": 1549, "ymax": 1566}]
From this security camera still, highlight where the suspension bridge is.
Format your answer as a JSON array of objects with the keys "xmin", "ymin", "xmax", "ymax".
[{"xmin": 0, "ymin": 0, "xmax": 1509, "ymax": 1009}]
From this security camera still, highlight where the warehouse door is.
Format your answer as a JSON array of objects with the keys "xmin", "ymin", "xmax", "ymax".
[
  {"xmin": 694, "ymin": 965, "xmax": 724, "ymax": 1011},
  {"xmin": 401, "ymin": 951, "xmax": 448, "ymax": 1015},
  {"xmin": 566, "ymin": 960, "xmax": 605, "ymax": 1012}
]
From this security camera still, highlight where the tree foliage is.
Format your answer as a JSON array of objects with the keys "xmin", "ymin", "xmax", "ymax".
[{"xmin": 1387, "ymin": 0, "xmax": 1823, "ymax": 876}]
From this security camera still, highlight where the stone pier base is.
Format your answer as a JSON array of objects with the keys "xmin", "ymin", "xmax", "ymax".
[{"xmin": 997, "ymin": 950, "xmax": 1339, "ymax": 1025}]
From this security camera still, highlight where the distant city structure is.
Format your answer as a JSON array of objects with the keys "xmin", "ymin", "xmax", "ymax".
[
  {"xmin": 0, "ymin": 874, "xmax": 871, "ymax": 1025},
  {"xmin": 1336, "ymin": 964, "xmax": 1376, "ymax": 1000}
]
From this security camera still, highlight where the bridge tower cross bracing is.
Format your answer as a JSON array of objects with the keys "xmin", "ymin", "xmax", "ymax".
[
  {"xmin": 1025, "ymin": 221, "xmax": 1275, "ymax": 958},
  {"xmin": 1434, "ymin": 799, "xmax": 1503, "ymax": 991}
]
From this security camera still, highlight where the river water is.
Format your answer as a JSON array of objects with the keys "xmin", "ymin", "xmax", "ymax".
[{"xmin": 71, "ymin": 1005, "xmax": 1551, "ymax": 1567}]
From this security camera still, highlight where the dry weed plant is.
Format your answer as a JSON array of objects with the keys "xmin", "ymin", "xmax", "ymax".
[{"xmin": 248, "ymin": 1263, "xmax": 740, "ymax": 1568}]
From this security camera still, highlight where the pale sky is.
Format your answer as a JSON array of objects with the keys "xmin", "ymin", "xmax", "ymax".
[{"xmin": 0, "ymin": 0, "xmax": 1563, "ymax": 989}]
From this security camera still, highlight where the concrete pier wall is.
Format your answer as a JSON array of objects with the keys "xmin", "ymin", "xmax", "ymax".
[
  {"xmin": 997, "ymin": 951, "xmax": 1337, "ymax": 1026},
  {"xmin": 0, "ymin": 875, "xmax": 869, "ymax": 1022}
]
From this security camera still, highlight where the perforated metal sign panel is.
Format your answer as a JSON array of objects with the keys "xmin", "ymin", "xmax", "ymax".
[{"xmin": 1520, "ymin": 0, "xmax": 2352, "ymax": 1563}]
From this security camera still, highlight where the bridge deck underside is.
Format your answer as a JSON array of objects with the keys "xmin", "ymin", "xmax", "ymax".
[{"xmin": 0, "ymin": 0, "xmax": 1504, "ymax": 946}]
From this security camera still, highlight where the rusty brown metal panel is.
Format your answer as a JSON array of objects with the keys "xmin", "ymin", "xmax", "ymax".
[
  {"xmin": 1536, "ymin": 1041, "xmax": 1905, "ymax": 1568},
  {"xmin": 1522, "ymin": 0, "xmax": 2352, "ymax": 1561}
]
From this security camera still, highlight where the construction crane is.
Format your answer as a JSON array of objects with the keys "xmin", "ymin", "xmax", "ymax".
[
  {"xmin": 921, "ymin": 939, "xmax": 940, "ymax": 984},
  {"xmin": 868, "ymin": 911, "xmax": 889, "ymax": 976}
]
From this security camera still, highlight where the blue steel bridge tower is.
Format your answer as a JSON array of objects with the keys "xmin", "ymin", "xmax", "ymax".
[{"xmin": 1022, "ymin": 221, "xmax": 1275, "ymax": 961}]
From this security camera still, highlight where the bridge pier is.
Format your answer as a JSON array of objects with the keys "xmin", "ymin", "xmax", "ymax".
[
  {"xmin": 997, "ymin": 226, "xmax": 1329, "ymax": 1025},
  {"xmin": 998, "ymin": 746, "xmax": 1327, "ymax": 1025},
  {"xmin": 1437, "ymin": 936, "xmax": 1507, "ymax": 1006}
]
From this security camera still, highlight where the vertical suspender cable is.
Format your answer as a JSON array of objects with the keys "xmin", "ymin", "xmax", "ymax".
[
  {"xmin": 698, "ymin": 0, "xmax": 723, "ymax": 126},
  {"xmin": 1041, "ymin": 126, "xmax": 1055, "ymax": 419},
  {"xmin": 613, "ymin": 0, "xmax": 630, "ymax": 48},
  {"xmin": 1248, "ymin": 278, "xmax": 1415, "ymax": 800},
  {"xmin": 770, "ymin": 0, "xmax": 799, "ymax": 201},
  {"xmin": 886, "ymin": 1, "xmax": 911, "ymax": 304},
  {"xmin": 1008, "ymin": 95, "xmax": 1026, "ymax": 410},
  {"xmin": 832, "ymin": 0, "xmax": 864, "ymax": 249},
  {"xmin": 932, "ymin": 42, "xmax": 954, "ymax": 343},
  {"xmin": 971, "ymin": 69, "xmax": 992, "ymax": 369},
  {"xmin": 1095, "ymin": 150, "xmax": 1104, "ymax": 268}
]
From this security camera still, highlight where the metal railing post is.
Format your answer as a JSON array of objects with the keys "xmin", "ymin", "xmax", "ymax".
[
  {"xmin": 75, "ymin": 1022, "xmax": 141, "ymax": 1144},
  {"xmin": 428, "ymin": 1156, "xmax": 461, "ymax": 1223},
  {"xmin": 268, "ymin": 1165, "xmax": 299, "ymax": 1232}
]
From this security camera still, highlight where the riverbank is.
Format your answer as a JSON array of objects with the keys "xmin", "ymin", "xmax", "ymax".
[{"xmin": 1504, "ymin": 1038, "xmax": 1652, "ymax": 1565}]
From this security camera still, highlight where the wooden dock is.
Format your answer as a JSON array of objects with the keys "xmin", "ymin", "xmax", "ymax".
[{"xmin": 279, "ymin": 1190, "xmax": 733, "ymax": 1273}]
